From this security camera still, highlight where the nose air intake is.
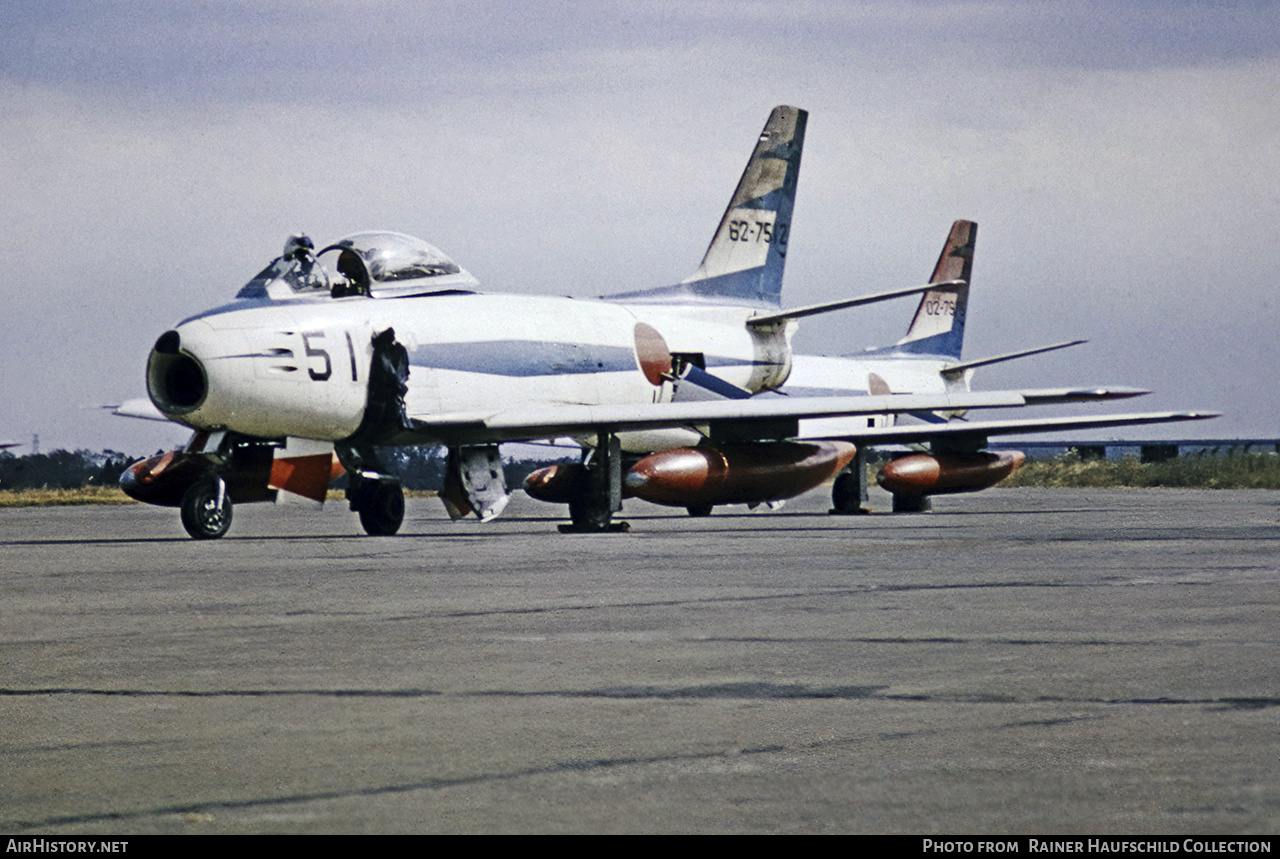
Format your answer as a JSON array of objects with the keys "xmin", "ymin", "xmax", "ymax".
[{"xmin": 147, "ymin": 330, "xmax": 207, "ymax": 415}]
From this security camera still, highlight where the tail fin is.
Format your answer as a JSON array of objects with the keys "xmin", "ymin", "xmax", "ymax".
[
  {"xmin": 895, "ymin": 219, "xmax": 975, "ymax": 359},
  {"xmin": 611, "ymin": 106, "xmax": 806, "ymax": 307}
]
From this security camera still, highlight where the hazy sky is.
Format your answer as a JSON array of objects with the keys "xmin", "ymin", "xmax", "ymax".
[{"xmin": 3, "ymin": 0, "xmax": 1277, "ymax": 454}]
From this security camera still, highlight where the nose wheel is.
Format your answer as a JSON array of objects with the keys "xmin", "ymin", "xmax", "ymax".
[{"xmin": 180, "ymin": 477, "xmax": 233, "ymax": 539}]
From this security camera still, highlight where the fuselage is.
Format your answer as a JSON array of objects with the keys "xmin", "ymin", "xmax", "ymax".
[
  {"xmin": 148, "ymin": 287, "xmax": 795, "ymax": 447},
  {"xmin": 786, "ymin": 352, "xmax": 960, "ymax": 440},
  {"xmin": 144, "ymin": 228, "xmax": 964, "ymax": 458}
]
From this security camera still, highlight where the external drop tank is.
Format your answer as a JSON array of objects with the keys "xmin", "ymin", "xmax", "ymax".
[
  {"xmin": 877, "ymin": 451, "xmax": 1025, "ymax": 497},
  {"xmin": 525, "ymin": 441, "xmax": 857, "ymax": 510}
]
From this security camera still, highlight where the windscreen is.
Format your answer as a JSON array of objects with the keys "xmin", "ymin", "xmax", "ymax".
[{"xmin": 235, "ymin": 256, "xmax": 329, "ymax": 298}]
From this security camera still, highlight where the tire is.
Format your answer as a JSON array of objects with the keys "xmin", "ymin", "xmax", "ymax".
[
  {"xmin": 891, "ymin": 493, "xmax": 931, "ymax": 513},
  {"xmin": 180, "ymin": 478, "xmax": 232, "ymax": 540},
  {"xmin": 359, "ymin": 481, "xmax": 405, "ymax": 535},
  {"xmin": 831, "ymin": 472, "xmax": 862, "ymax": 514},
  {"xmin": 685, "ymin": 503, "xmax": 714, "ymax": 518},
  {"xmin": 568, "ymin": 494, "xmax": 613, "ymax": 531}
]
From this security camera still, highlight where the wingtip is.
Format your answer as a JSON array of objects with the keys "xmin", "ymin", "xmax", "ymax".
[{"xmin": 1096, "ymin": 387, "xmax": 1150, "ymax": 399}]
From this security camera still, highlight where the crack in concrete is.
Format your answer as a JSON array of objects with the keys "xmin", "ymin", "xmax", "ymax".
[
  {"xmin": 700, "ymin": 636, "xmax": 1200, "ymax": 647},
  {"xmin": 2, "ymin": 743, "xmax": 786, "ymax": 832},
  {"xmin": 5, "ymin": 685, "xmax": 1274, "ymax": 709},
  {"xmin": 388, "ymin": 579, "xmax": 1207, "ymax": 622}
]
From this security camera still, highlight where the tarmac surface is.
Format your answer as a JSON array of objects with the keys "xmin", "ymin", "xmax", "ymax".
[{"xmin": 2, "ymin": 488, "xmax": 1278, "ymax": 834}]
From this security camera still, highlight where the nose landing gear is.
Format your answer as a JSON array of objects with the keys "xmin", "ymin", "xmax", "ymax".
[{"xmin": 180, "ymin": 476, "xmax": 233, "ymax": 540}]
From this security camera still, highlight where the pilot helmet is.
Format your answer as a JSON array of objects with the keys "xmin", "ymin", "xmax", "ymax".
[{"xmin": 282, "ymin": 233, "xmax": 315, "ymax": 260}]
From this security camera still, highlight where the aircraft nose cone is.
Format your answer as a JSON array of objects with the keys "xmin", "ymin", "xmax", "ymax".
[{"xmin": 147, "ymin": 329, "xmax": 208, "ymax": 417}]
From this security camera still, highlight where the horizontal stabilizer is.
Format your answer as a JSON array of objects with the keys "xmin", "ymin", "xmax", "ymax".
[
  {"xmin": 746, "ymin": 280, "xmax": 965, "ymax": 329},
  {"xmin": 942, "ymin": 340, "xmax": 1087, "ymax": 378}
]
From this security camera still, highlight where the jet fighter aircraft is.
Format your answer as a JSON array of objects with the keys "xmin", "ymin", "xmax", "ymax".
[
  {"xmin": 780, "ymin": 219, "xmax": 1141, "ymax": 514},
  {"xmin": 121, "ymin": 106, "xmax": 1214, "ymax": 537}
]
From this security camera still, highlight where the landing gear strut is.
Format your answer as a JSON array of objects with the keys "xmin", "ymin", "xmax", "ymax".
[
  {"xmin": 180, "ymin": 476, "xmax": 233, "ymax": 540},
  {"xmin": 561, "ymin": 429, "xmax": 629, "ymax": 533},
  {"xmin": 337, "ymin": 329, "xmax": 412, "ymax": 536}
]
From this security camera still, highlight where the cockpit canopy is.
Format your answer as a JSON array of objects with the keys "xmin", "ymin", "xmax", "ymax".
[
  {"xmin": 236, "ymin": 231, "xmax": 478, "ymax": 301},
  {"xmin": 331, "ymin": 231, "xmax": 461, "ymax": 282}
]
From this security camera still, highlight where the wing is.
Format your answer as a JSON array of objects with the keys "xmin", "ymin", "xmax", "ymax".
[
  {"xmin": 799, "ymin": 411, "xmax": 1220, "ymax": 446},
  {"xmin": 397, "ymin": 387, "xmax": 1152, "ymax": 446},
  {"xmin": 106, "ymin": 398, "xmax": 171, "ymax": 422}
]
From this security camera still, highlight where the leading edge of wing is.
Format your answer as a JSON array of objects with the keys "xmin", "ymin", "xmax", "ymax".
[
  {"xmin": 405, "ymin": 387, "xmax": 1152, "ymax": 444},
  {"xmin": 801, "ymin": 411, "xmax": 1220, "ymax": 446},
  {"xmin": 106, "ymin": 397, "xmax": 170, "ymax": 422}
]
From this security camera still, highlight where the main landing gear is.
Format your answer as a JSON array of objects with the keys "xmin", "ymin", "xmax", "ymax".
[
  {"xmin": 891, "ymin": 493, "xmax": 932, "ymax": 513},
  {"xmin": 347, "ymin": 471, "xmax": 406, "ymax": 536},
  {"xmin": 829, "ymin": 450, "xmax": 870, "ymax": 515},
  {"xmin": 561, "ymin": 430, "xmax": 629, "ymax": 533}
]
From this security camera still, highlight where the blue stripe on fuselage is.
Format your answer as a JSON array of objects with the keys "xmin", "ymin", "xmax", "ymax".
[
  {"xmin": 409, "ymin": 341, "xmax": 775, "ymax": 379},
  {"xmin": 410, "ymin": 341, "xmax": 637, "ymax": 377}
]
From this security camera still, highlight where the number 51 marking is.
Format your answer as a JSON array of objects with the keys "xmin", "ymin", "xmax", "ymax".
[{"xmin": 302, "ymin": 331, "xmax": 331, "ymax": 381}]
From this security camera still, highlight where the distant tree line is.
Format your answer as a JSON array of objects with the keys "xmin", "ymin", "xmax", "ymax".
[
  {"xmin": 0, "ymin": 450, "xmax": 135, "ymax": 491},
  {"xmin": 0, "ymin": 446, "xmax": 574, "ymax": 493},
  {"xmin": 369, "ymin": 447, "xmax": 446, "ymax": 491}
]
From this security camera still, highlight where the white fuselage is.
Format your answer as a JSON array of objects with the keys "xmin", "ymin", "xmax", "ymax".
[
  {"xmin": 160, "ymin": 291, "xmax": 795, "ymax": 446},
  {"xmin": 786, "ymin": 352, "xmax": 967, "ymax": 439}
]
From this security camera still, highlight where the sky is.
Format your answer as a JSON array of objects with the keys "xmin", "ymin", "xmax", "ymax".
[{"xmin": 2, "ymin": 0, "xmax": 1277, "ymax": 454}]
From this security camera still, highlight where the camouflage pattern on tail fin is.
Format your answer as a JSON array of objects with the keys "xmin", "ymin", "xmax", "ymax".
[
  {"xmin": 612, "ymin": 106, "xmax": 806, "ymax": 307},
  {"xmin": 895, "ymin": 220, "xmax": 975, "ymax": 359}
]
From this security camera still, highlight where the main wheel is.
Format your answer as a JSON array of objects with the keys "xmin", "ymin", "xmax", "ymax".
[
  {"xmin": 568, "ymin": 495, "xmax": 604, "ymax": 529},
  {"xmin": 180, "ymin": 478, "xmax": 232, "ymax": 539},
  {"xmin": 567, "ymin": 492, "xmax": 617, "ymax": 531},
  {"xmin": 831, "ymin": 471, "xmax": 863, "ymax": 514},
  {"xmin": 686, "ymin": 503, "xmax": 714, "ymax": 518},
  {"xmin": 891, "ymin": 493, "xmax": 931, "ymax": 513},
  {"xmin": 359, "ymin": 481, "xmax": 405, "ymax": 535}
]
